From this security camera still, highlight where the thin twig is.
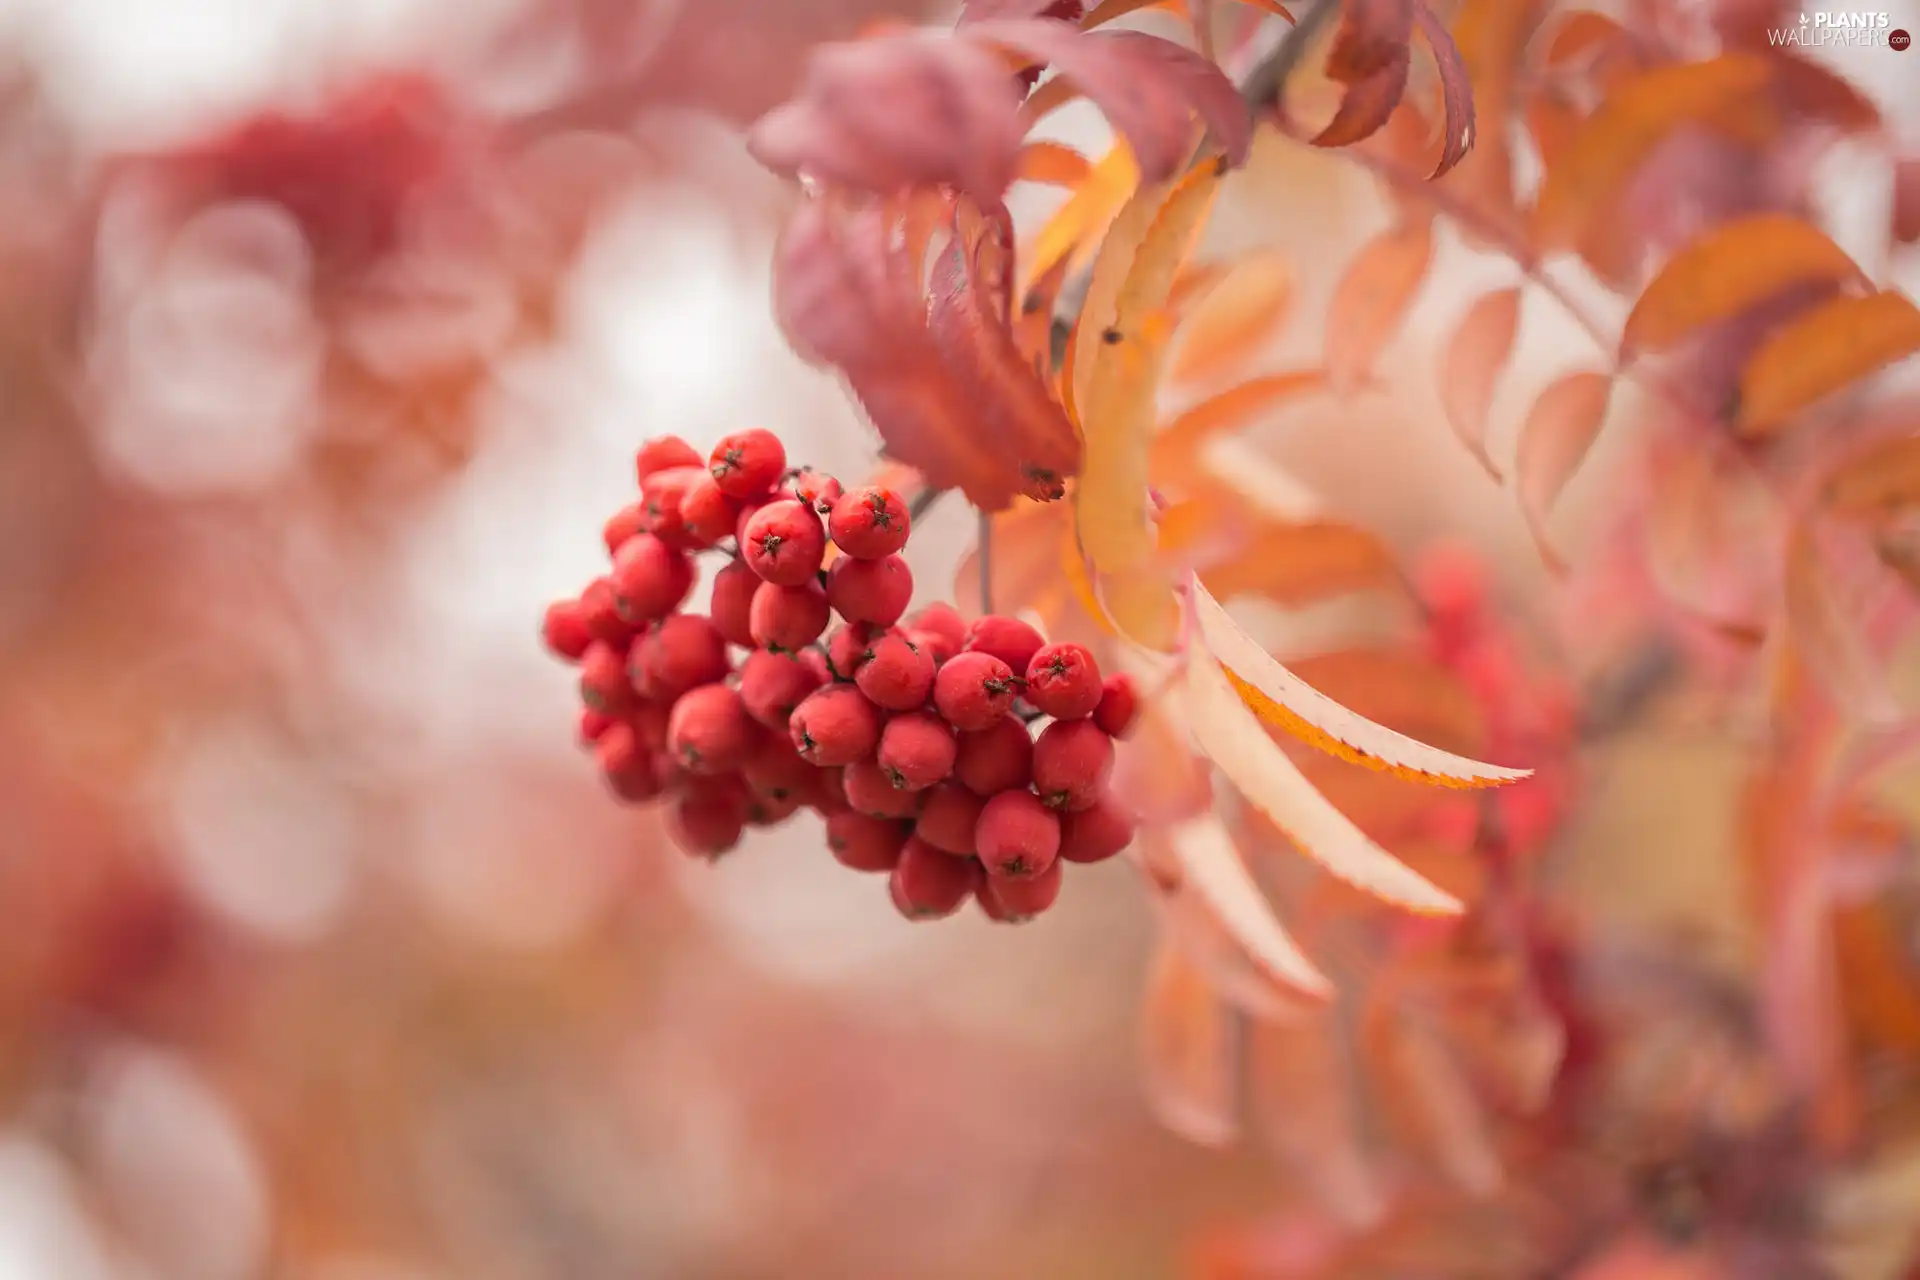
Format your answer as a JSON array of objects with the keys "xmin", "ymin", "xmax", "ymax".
[
  {"xmin": 908, "ymin": 486, "xmax": 945, "ymax": 522},
  {"xmin": 978, "ymin": 509, "xmax": 995, "ymax": 615}
]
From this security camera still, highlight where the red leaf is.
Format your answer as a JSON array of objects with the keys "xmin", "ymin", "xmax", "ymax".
[
  {"xmin": 964, "ymin": 22, "xmax": 1253, "ymax": 181},
  {"xmin": 959, "ymin": 0, "xmax": 1084, "ymax": 19},
  {"xmin": 1310, "ymin": 49, "xmax": 1410, "ymax": 149},
  {"xmin": 1412, "ymin": 1, "xmax": 1476, "ymax": 178},
  {"xmin": 1325, "ymin": 0, "xmax": 1414, "ymax": 84},
  {"xmin": 746, "ymin": 31, "xmax": 1026, "ymax": 202},
  {"xmin": 1893, "ymin": 157, "xmax": 1920, "ymax": 246},
  {"xmin": 770, "ymin": 197, "xmax": 911, "ymax": 370}
]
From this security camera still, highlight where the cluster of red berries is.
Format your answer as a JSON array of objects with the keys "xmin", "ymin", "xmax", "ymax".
[{"xmin": 539, "ymin": 429, "xmax": 1141, "ymax": 924}]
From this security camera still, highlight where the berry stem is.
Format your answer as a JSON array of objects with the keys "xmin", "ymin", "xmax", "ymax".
[
  {"xmin": 908, "ymin": 486, "xmax": 944, "ymax": 522},
  {"xmin": 977, "ymin": 509, "xmax": 994, "ymax": 616}
]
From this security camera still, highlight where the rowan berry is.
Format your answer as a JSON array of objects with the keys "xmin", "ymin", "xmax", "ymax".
[
  {"xmin": 737, "ymin": 649, "xmax": 827, "ymax": 728},
  {"xmin": 629, "ymin": 700, "xmax": 672, "ymax": 751},
  {"xmin": 981, "ymin": 858, "xmax": 1063, "ymax": 920},
  {"xmin": 827, "ymin": 485, "xmax": 911, "ymax": 558},
  {"xmin": 635, "ymin": 435, "xmax": 703, "ymax": 484},
  {"xmin": 668, "ymin": 781, "xmax": 748, "ymax": 859},
  {"xmin": 907, "ymin": 602, "xmax": 967, "ymax": 649},
  {"xmin": 876, "ymin": 712, "xmax": 956, "ymax": 791},
  {"xmin": 914, "ymin": 782, "xmax": 985, "ymax": 855},
  {"xmin": 710, "ymin": 558, "xmax": 760, "ymax": 647},
  {"xmin": 843, "ymin": 760, "xmax": 927, "ymax": 819},
  {"xmin": 889, "ymin": 837, "xmax": 978, "ymax": 920},
  {"xmin": 933, "ymin": 651, "xmax": 1020, "ymax": 732},
  {"xmin": 785, "ymin": 467, "xmax": 844, "ymax": 513},
  {"xmin": 542, "ymin": 597, "xmax": 594, "ymax": 661},
  {"xmin": 826, "ymin": 812, "xmax": 911, "ymax": 873},
  {"xmin": 1031, "ymin": 719, "xmax": 1115, "ymax": 812},
  {"xmin": 578, "ymin": 641, "xmax": 635, "ymax": 714},
  {"xmin": 579, "ymin": 578, "xmax": 632, "ymax": 646},
  {"xmin": 631, "ymin": 614, "xmax": 730, "ymax": 699},
  {"xmin": 810, "ymin": 766, "xmax": 850, "ymax": 815},
  {"xmin": 825, "ymin": 553, "xmax": 913, "ymax": 627},
  {"xmin": 975, "ymin": 789, "xmax": 1060, "ymax": 879},
  {"xmin": 734, "ymin": 497, "xmax": 773, "ymax": 548},
  {"xmin": 749, "ymin": 578, "xmax": 831, "ymax": 652},
  {"xmin": 640, "ymin": 465, "xmax": 704, "ymax": 549},
  {"xmin": 681, "ymin": 474, "xmax": 743, "ymax": 547},
  {"xmin": 666, "ymin": 683, "xmax": 755, "ymax": 775},
  {"xmin": 907, "ymin": 627, "xmax": 958, "ymax": 668},
  {"xmin": 609, "ymin": 534, "xmax": 694, "ymax": 623},
  {"xmin": 742, "ymin": 499, "xmax": 828, "ymax": 587},
  {"xmin": 952, "ymin": 714, "xmax": 1034, "ymax": 795},
  {"xmin": 962, "ymin": 614, "xmax": 1045, "ymax": 680},
  {"xmin": 1058, "ymin": 791, "xmax": 1136, "ymax": 863},
  {"xmin": 578, "ymin": 707, "xmax": 617, "ymax": 746},
  {"xmin": 594, "ymin": 721, "xmax": 651, "ymax": 796},
  {"xmin": 741, "ymin": 732, "xmax": 818, "ymax": 800},
  {"xmin": 709, "ymin": 428, "xmax": 787, "ymax": 498},
  {"xmin": 1093, "ymin": 673, "xmax": 1140, "ymax": 739},
  {"xmin": 824, "ymin": 622, "xmax": 880, "ymax": 681},
  {"xmin": 788, "ymin": 685, "xmax": 883, "ymax": 766},
  {"xmin": 1023, "ymin": 642, "xmax": 1103, "ymax": 720},
  {"xmin": 854, "ymin": 631, "xmax": 935, "ymax": 711},
  {"xmin": 799, "ymin": 646, "xmax": 833, "ymax": 686},
  {"xmin": 602, "ymin": 501, "xmax": 648, "ymax": 555},
  {"xmin": 745, "ymin": 791, "xmax": 803, "ymax": 827}
]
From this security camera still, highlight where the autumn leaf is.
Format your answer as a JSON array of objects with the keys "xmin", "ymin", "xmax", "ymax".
[
  {"xmin": 1620, "ymin": 214, "xmax": 1869, "ymax": 359},
  {"xmin": 1531, "ymin": 54, "xmax": 1772, "ymax": 252},
  {"xmin": 1363, "ymin": 1003, "xmax": 1503, "ymax": 1195},
  {"xmin": 1139, "ymin": 939, "xmax": 1243, "ymax": 1145},
  {"xmin": 1189, "ymin": 577, "xmax": 1530, "ymax": 794},
  {"xmin": 1325, "ymin": 218, "xmax": 1434, "ymax": 392},
  {"xmin": 1410, "ymin": 3, "xmax": 1477, "ymax": 178},
  {"xmin": 1310, "ymin": 48, "xmax": 1413, "ymax": 150},
  {"xmin": 1168, "ymin": 250, "xmax": 1295, "ymax": 386},
  {"xmin": 1537, "ymin": 9, "xmax": 1629, "ymax": 68},
  {"xmin": 1022, "ymin": 139, "xmax": 1139, "ymax": 290},
  {"xmin": 1197, "ymin": 519, "xmax": 1402, "ymax": 606},
  {"xmin": 1734, "ymin": 291, "xmax": 1920, "ymax": 437},
  {"xmin": 1014, "ymin": 140, "xmax": 1093, "ymax": 187},
  {"xmin": 1081, "ymin": 0, "xmax": 1181, "ymax": 27},
  {"xmin": 1822, "ymin": 436, "xmax": 1920, "ymax": 520},
  {"xmin": 1437, "ymin": 287, "xmax": 1520, "ymax": 478},
  {"xmin": 1166, "ymin": 814, "xmax": 1334, "ymax": 992},
  {"xmin": 1325, "ymin": 0, "xmax": 1414, "ymax": 84},
  {"xmin": 1514, "ymin": 370, "xmax": 1611, "ymax": 573},
  {"xmin": 1895, "ymin": 157, "xmax": 1920, "ymax": 246}
]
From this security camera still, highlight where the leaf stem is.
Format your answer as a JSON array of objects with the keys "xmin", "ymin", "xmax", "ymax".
[
  {"xmin": 908, "ymin": 486, "xmax": 945, "ymax": 522},
  {"xmin": 978, "ymin": 510, "xmax": 995, "ymax": 615}
]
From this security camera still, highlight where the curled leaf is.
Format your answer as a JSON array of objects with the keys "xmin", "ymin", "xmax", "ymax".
[
  {"xmin": 1138, "ymin": 940, "xmax": 1242, "ymax": 1146},
  {"xmin": 1184, "ymin": 637, "xmax": 1468, "ymax": 915},
  {"xmin": 1152, "ymin": 369, "xmax": 1336, "ymax": 494},
  {"xmin": 1190, "ymin": 577, "xmax": 1530, "ymax": 789},
  {"xmin": 1437, "ymin": 287, "xmax": 1520, "ymax": 478},
  {"xmin": 1310, "ymin": 47, "xmax": 1413, "ymax": 150},
  {"xmin": 1168, "ymin": 250, "xmax": 1295, "ymax": 385},
  {"xmin": 1823, "ymin": 436, "xmax": 1920, "ymax": 520},
  {"xmin": 1621, "ymin": 213, "xmax": 1869, "ymax": 359},
  {"xmin": 1735, "ymin": 291, "xmax": 1920, "ymax": 437},
  {"xmin": 1411, "ymin": 2, "xmax": 1477, "ymax": 178},
  {"xmin": 1325, "ymin": 218, "xmax": 1434, "ymax": 392},
  {"xmin": 1325, "ymin": 0, "xmax": 1414, "ymax": 84},
  {"xmin": 1022, "ymin": 139, "xmax": 1140, "ymax": 291},
  {"xmin": 1014, "ymin": 140, "xmax": 1094, "ymax": 187},
  {"xmin": 1514, "ymin": 370, "xmax": 1612, "ymax": 573},
  {"xmin": 1166, "ymin": 814, "xmax": 1334, "ymax": 993}
]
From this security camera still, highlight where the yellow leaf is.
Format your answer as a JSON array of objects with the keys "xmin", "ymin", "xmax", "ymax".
[
  {"xmin": 1437, "ymin": 287, "xmax": 1520, "ymax": 478},
  {"xmin": 1014, "ymin": 140, "xmax": 1094, "ymax": 188},
  {"xmin": 1325, "ymin": 218, "xmax": 1434, "ymax": 391},
  {"xmin": 1190, "ymin": 576, "xmax": 1531, "ymax": 789},
  {"xmin": 1021, "ymin": 139, "xmax": 1140, "ymax": 295},
  {"xmin": 1514, "ymin": 369, "xmax": 1613, "ymax": 574},
  {"xmin": 1736, "ymin": 291, "xmax": 1920, "ymax": 437},
  {"xmin": 1168, "ymin": 249, "xmax": 1295, "ymax": 385},
  {"xmin": 1184, "ymin": 637, "xmax": 1468, "ymax": 915},
  {"xmin": 1151, "ymin": 369, "xmax": 1335, "ymax": 495},
  {"xmin": 1165, "ymin": 813, "xmax": 1334, "ymax": 992},
  {"xmin": 1622, "ymin": 214, "xmax": 1868, "ymax": 358},
  {"xmin": 1532, "ymin": 54, "xmax": 1772, "ymax": 251}
]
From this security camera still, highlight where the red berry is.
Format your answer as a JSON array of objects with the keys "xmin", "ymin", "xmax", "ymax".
[
  {"xmin": 824, "ymin": 622, "xmax": 881, "ymax": 681},
  {"xmin": 828, "ymin": 486, "xmax": 912, "ymax": 558},
  {"xmin": 595, "ymin": 721, "xmax": 659, "ymax": 801},
  {"xmin": 1093, "ymin": 673, "xmax": 1140, "ymax": 739},
  {"xmin": 635, "ymin": 435, "xmax": 703, "ymax": 485},
  {"xmin": 785, "ymin": 467, "xmax": 845, "ymax": 513},
  {"xmin": 962, "ymin": 615, "xmax": 1046, "ymax": 679},
  {"xmin": 908, "ymin": 628, "xmax": 958, "ymax": 668},
  {"xmin": 681, "ymin": 474, "xmax": 743, "ymax": 547},
  {"xmin": 914, "ymin": 783, "xmax": 985, "ymax": 855},
  {"xmin": 578, "ymin": 641, "xmax": 635, "ymax": 714},
  {"xmin": 933, "ymin": 651, "xmax": 1020, "ymax": 732},
  {"xmin": 810, "ymin": 766, "xmax": 850, "ymax": 815},
  {"xmin": 749, "ymin": 579, "xmax": 831, "ymax": 652},
  {"xmin": 788, "ymin": 685, "xmax": 883, "ymax": 766},
  {"xmin": 1023, "ymin": 642, "xmax": 1103, "ymax": 720},
  {"xmin": 744, "ymin": 791, "xmax": 803, "ymax": 827},
  {"xmin": 825, "ymin": 553, "xmax": 913, "ymax": 627},
  {"xmin": 668, "ymin": 780, "xmax": 748, "ymax": 859},
  {"xmin": 741, "ymin": 733, "xmax": 819, "ymax": 801},
  {"xmin": 742, "ymin": 500, "xmax": 828, "ymax": 587},
  {"xmin": 737, "ymin": 650, "xmax": 827, "ymax": 728},
  {"xmin": 1032, "ymin": 719, "xmax": 1115, "ymax": 812},
  {"xmin": 640, "ymin": 466, "xmax": 704, "ymax": 550},
  {"xmin": 799, "ymin": 647, "xmax": 833, "ymax": 686},
  {"xmin": 854, "ymin": 631, "xmax": 935, "ymax": 711},
  {"xmin": 631, "ymin": 614, "xmax": 730, "ymax": 699},
  {"xmin": 666, "ymin": 684, "xmax": 755, "ymax": 775},
  {"xmin": 630, "ymin": 700, "xmax": 672, "ymax": 751},
  {"xmin": 826, "ymin": 812, "xmax": 910, "ymax": 872},
  {"xmin": 1417, "ymin": 540, "xmax": 1487, "ymax": 630},
  {"xmin": 888, "ymin": 837, "xmax": 978, "ymax": 920},
  {"xmin": 709, "ymin": 428, "xmax": 787, "ymax": 499},
  {"xmin": 952, "ymin": 714, "xmax": 1035, "ymax": 795},
  {"xmin": 578, "ymin": 707, "xmax": 617, "ymax": 746},
  {"xmin": 975, "ymin": 790, "xmax": 1060, "ymax": 879},
  {"xmin": 1059, "ymin": 791, "xmax": 1135, "ymax": 863},
  {"xmin": 542, "ymin": 597, "xmax": 594, "ymax": 661},
  {"xmin": 876, "ymin": 712, "xmax": 956, "ymax": 791},
  {"xmin": 609, "ymin": 534, "xmax": 694, "ymax": 623},
  {"xmin": 602, "ymin": 502, "xmax": 648, "ymax": 555},
  {"xmin": 843, "ymin": 760, "xmax": 927, "ymax": 819},
  {"xmin": 981, "ymin": 858, "xmax": 1063, "ymax": 921},
  {"xmin": 733, "ymin": 497, "xmax": 772, "ymax": 548},
  {"xmin": 579, "ymin": 578, "xmax": 633, "ymax": 646},
  {"xmin": 709, "ymin": 558, "xmax": 759, "ymax": 647},
  {"xmin": 907, "ymin": 602, "xmax": 967, "ymax": 648}
]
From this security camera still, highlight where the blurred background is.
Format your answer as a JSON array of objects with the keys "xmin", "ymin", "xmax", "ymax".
[{"xmin": 0, "ymin": 0, "xmax": 1917, "ymax": 1275}]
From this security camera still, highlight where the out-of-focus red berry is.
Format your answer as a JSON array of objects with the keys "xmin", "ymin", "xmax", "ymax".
[
  {"xmin": 981, "ymin": 858, "xmax": 1063, "ymax": 920},
  {"xmin": 889, "ymin": 837, "xmax": 979, "ymax": 920},
  {"xmin": 635, "ymin": 436, "xmax": 704, "ymax": 484},
  {"xmin": 681, "ymin": 474, "xmax": 744, "ymax": 547},
  {"xmin": 826, "ymin": 554, "xmax": 913, "ymax": 627},
  {"xmin": 914, "ymin": 782, "xmax": 985, "ymax": 855},
  {"xmin": 609, "ymin": 534, "xmax": 694, "ymax": 623},
  {"xmin": 738, "ymin": 650, "xmax": 828, "ymax": 728},
  {"xmin": 1058, "ymin": 792, "xmax": 1135, "ymax": 863},
  {"xmin": 843, "ymin": 760, "xmax": 928, "ymax": 819},
  {"xmin": 602, "ymin": 502, "xmax": 649, "ymax": 556},
  {"xmin": 631, "ymin": 614, "xmax": 731, "ymax": 699},
  {"xmin": 953, "ymin": 715, "xmax": 1034, "ymax": 795},
  {"xmin": 710, "ymin": 558, "xmax": 760, "ymax": 647},
  {"xmin": 1032, "ymin": 720, "xmax": 1115, "ymax": 812},
  {"xmin": 542, "ymin": 597, "xmax": 594, "ymax": 661},
  {"xmin": 579, "ymin": 641, "xmax": 636, "ymax": 714},
  {"xmin": 1093, "ymin": 673, "xmax": 1140, "ymax": 739},
  {"xmin": 827, "ymin": 812, "xmax": 911, "ymax": 872},
  {"xmin": 666, "ymin": 684, "xmax": 755, "ymax": 775},
  {"xmin": 962, "ymin": 615, "xmax": 1046, "ymax": 680}
]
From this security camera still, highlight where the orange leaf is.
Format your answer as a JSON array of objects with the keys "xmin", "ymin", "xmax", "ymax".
[
  {"xmin": 1735, "ymin": 291, "xmax": 1920, "ymax": 437},
  {"xmin": 1832, "ymin": 901, "xmax": 1920, "ymax": 1059},
  {"xmin": 1325, "ymin": 0, "xmax": 1414, "ymax": 84},
  {"xmin": 1013, "ymin": 140, "xmax": 1093, "ymax": 187},
  {"xmin": 1822, "ymin": 436, "xmax": 1920, "ymax": 519},
  {"xmin": 1166, "ymin": 815, "xmax": 1334, "ymax": 992},
  {"xmin": 1531, "ymin": 54, "xmax": 1772, "ymax": 252},
  {"xmin": 1138, "ymin": 940, "xmax": 1242, "ymax": 1146},
  {"xmin": 1285, "ymin": 649, "xmax": 1488, "ymax": 756},
  {"xmin": 1410, "ymin": 2, "xmax": 1477, "ymax": 179},
  {"xmin": 1310, "ymin": 49, "xmax": 1413, "ymax": 150},
  {"xmin": 1513, "ymin": 370, "xmax": 1611, "ymax": 573},
  {"xmin": 1538, "ymin": 10, "xmax": 1628, "ymax": 67},
  {"xmin": 1198, "ymin": 519, "xmax": 1402, "ymax": 607},
  {"xmin": 1082, "ymin": 0, "xmax": 1183, "ymax": 29},
  {"xmin": 1151, "ymin": 370, "xmax": 1336, "ymax": 495},
  {"xmin": 1168, "ymin": 250, "xmax": 1295, "ymax": 386},
  {"xmin": 1325, "ymin": 218, "xmax": 1434, "ymax": 392},
  {"xmin": 1620, "ymin": 213, "xmax": 1868, "ymax": 359},
  {"xmin": 1437, "ymin": 287, "xmax": 1520, "ymax": 478},
  {"xmin": 1240, "ymin": 1016, "xmax": 1390, "ymax": 1223},
  {"xmin": 1021, "ymin": 139, "xmax": 1140, "ymax": 292}
]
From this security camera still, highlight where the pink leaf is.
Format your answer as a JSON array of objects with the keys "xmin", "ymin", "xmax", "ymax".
[
  {"xmin": 1309, "ymin": 47, "xmax": 1411, "ymax": 149},
  {"xmin": 1514, "ymin": 370, "xmax": 1613, "ymax": 573},
  {"xmin": 964, "ymin": 22, "xmax": 1253, "ymax": 181},
  {"xmin": 769, "ymin": 197, "xmax": 906, "ymax": 369},
  {"xmin": 1324, "ymin": 0, "xmax": 1413, "ymax": 84},
  {"xmin": 959, "ymin": 0, "xmax": 1084, "ymax": 21},
  {"xmin": 1412, "ymin": 1, "xmax": 1476, "ymax": 178},
  {"xmin": 1437, "ymin": 287, "xmax": 1520, "ymax": 478}
]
